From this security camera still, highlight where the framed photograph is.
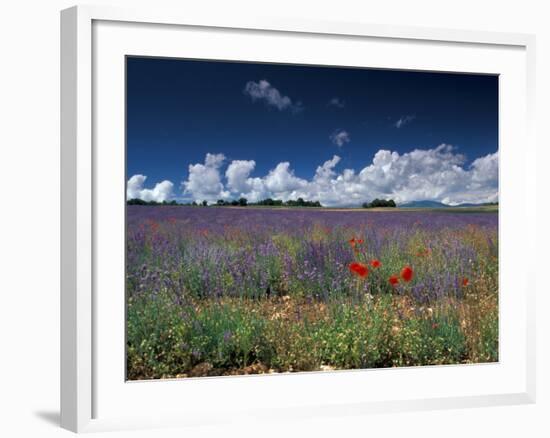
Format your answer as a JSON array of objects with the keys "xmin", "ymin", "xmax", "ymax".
[{"xmin": 61, "ymin": 5, "xmax": 536, "ymax": 433}]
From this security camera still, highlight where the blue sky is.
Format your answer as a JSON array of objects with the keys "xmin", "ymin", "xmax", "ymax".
[{"xmin": 126, "ymin": 57, "xmax": 499, "ymax": 206}]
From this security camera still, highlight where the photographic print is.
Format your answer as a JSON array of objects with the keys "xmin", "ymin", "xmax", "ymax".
[{"xmin": 126, "ymin": 57, "xmax": 498, "ymax": 380}]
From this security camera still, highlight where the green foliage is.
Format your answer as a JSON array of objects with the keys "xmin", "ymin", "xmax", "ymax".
[
  {"xmin": 127, "ymin": 198, "xmax": 178, "ymax": 206},
  {"xmin": 127, "ymin": 290, "xmax": 494, "ymax": 379},
  {"xmin": 362, "ymin": 198, "xmax": 397, "ymax": 208},
  {"xmin": 388, "ymin": 311, "xmax": 467, "ymax": 367},
  {"xmin": 255, "ymin": 198, "xmax": 284, "ymax": 206},
  {"xmin": 127, "ymin": 292, "xmax": 188, "ymax": 379},
  {"xmin": 213, "ymin": 197, "xmax": 322, "ymax": 207},
  {"xmin": 284, "ymin": 198, "xmax": 322, "ymax": 207}
]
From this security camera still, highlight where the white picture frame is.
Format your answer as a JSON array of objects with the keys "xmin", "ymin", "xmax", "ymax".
[{"xmin": 60, "ymin": 4, "xmax": 536, "ymax": 433}]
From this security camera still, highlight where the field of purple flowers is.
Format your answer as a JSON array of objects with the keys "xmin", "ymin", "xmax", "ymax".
[{"xmin": 126, "ymin": 206, "xmax": 498, "ymax": 380}]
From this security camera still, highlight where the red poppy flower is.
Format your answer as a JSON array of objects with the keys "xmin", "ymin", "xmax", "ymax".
[
  {"xmin": 357, "ymin": 239, "xmax": 364, "ymax": 244},
  {"xmin": 349, "ymin": 238, "xmax": 356, "ymax": 246},
  {"xmin": 400, "ymin": 265, "xmax": 414, "ymax": 282},
  {"xmin": 349, "ymin": 262, "xmax": 369, "ymax": 278},
  {"xmin": 388, "ymin": 275, "xmax": 399, "ymax": 286},
  {"xmin": 462, "ymin": 278, "xmax": 469, "ymax": 287},
  {"xmin": 370, "ymin": 259, "xmax": 381, "ymax": 268}
]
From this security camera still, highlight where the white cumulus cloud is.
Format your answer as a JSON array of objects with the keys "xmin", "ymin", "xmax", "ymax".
[
  {"xmin": 330, "ymin": 129, "xmax": 350, "ymax": 147},
  {"xmin": 314, "ymin": 155, "xmax": 341, "ymax": 183},
  {"xmin": 243, "ymin": 80, "xmax": 302, "ymax": 112},
  {"xmin": 223, "ymin": 160, "xmax": 309, "ymax": 203},
  {"xmin": 225, "ymin": 160, "xmax": 256, "ymax": 193},
  {"xmin": 178, "ymin": 145, "xmax": 498, "ymax": 207},
  {"xmin": 182, "ymin": 153, "xmax": 230, "ymax": 203},
  {"xmin": 344, "ymin": 144, "xmax": 497, "ymax": 206},
  {"xmin": 127, "ymin": 175, "xmax": 174, "ymax": 202},
  {"xmin": 264, "ymin": 162, "xmax": 308, "ymax": 195}
]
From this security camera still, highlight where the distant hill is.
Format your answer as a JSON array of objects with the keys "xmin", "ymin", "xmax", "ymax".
[{"xmin": 399, "ymin": 200, "xmax": 497, "ymax": 208}]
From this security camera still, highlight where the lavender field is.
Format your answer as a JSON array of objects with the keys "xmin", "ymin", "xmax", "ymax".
[{"xmin": 126, "ymin": 206, "xmax": 498, "ymax": 380}]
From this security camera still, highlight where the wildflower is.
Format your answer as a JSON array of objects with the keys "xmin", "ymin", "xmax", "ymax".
[
  {"xmin": 349, "ymin": 238, "xmax": 356, "ymax": 246},
  {"xmin": 462, "ymin": 277, "xmax": 469, "ymax": 287},
  {"xmin": 432, "ymin": 322, "xmax": 439, "ymax": 330},
  {"xmin": 349, "ymin": 262, "xmax": 369, "ymax": 278},
  {"xmin": 370, "ymin": 259, "xmax": 381, "ymax": 268},
  {"xmin": 357, "ymin": 239, "xmax": 364, "ymax": 244},
  {"xmin": 400, "ymin": 265, "xmax": 414, "ymax": 282},
  {"xmin": 388, "ymin": 275, "xmax": 399, "ymax": 286}
]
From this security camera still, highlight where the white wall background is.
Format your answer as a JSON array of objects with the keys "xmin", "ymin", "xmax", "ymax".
[{"xmin": 0, "ymin": 1, "xmax": 547, "ymax": 437}]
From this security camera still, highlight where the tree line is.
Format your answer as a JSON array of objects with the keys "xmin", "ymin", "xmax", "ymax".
[
  {"xmin": 361, "ymin": 199, "xmax": 396, "ymax": 208},
  {"xmin": 127, "ymin": 199, "xmax": 180, "ymax": 206},
  {"xmin": 216, "ymin": 197, "xmax": 322, "ymax": 207},
  {"xmin": 127, "ymin": 197, "xmax": 397, "ymax": 208},
  {"xmin": 126, "ymin": 197, "xmax": 323, "ymax": 207}
]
